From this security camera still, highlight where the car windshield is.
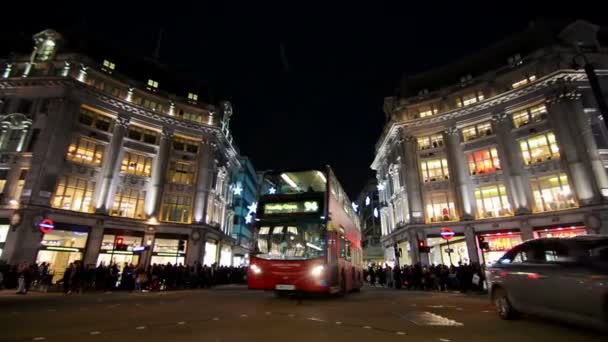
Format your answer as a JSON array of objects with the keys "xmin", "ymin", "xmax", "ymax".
[{"xmin": 255, "ymin": 222, "xmax": 326, "ymax": 260}]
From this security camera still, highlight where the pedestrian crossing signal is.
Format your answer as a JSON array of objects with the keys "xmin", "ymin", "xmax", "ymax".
[{"xmin": 178, "ymin": 239, "xmax": 185, "ymax": 252}]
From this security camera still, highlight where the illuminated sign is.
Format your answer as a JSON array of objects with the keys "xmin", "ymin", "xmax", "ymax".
[
  {"xmin": 440, "ymin": 227, "xmax": 455, "ymax": 240},
  {"xmin": 39, "ymin": 218, "xmax": 55, "ymax": 234},
  {"xmin": 263, "ymin": 201, "xmax": 319, "ymax": 215}
]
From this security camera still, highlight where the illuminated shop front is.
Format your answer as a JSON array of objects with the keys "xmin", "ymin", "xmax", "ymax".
[
  {"xmin": 219, "ymin": 244, "xmax": 232, "ymax": 266},
  {"xmin": 203, "ymin": 240, "xmax": 218, "ymax": 266},
  {"xmin": 0, "ymin": 223, "xmax": 9, "ymax": 258},
  {"xmin": 426, "ymin": 236, "xmax": 469, "ymax": 266},
  {"xmin": 478, "ymin": 231, "xmax": 523, "ymax": 266},
  {"xmin": 35, "ymin": 224, "xmax": 90, "ymax": 283},
  {"xmin": 97, "ymin": 230, "xmax": 145, "ymax": 267},
  {"xmin": 534, "ymin": 224, "xmax": 587, "ymax": 239},
  {"xmin": 150, "ymin": 234, "xmax": 188, "ymax": 265},
  {"xmin": 397, "ymin": 240, "xmax": 412, "ymax": 266}
]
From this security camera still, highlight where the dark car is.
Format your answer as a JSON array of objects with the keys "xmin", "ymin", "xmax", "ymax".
[{"xmin": 486, "ymin": 235, "xmax": 608, "ymax": 329}]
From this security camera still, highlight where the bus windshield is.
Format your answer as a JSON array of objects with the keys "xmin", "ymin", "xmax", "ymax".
[
  {"xmin": 261, "ymin": 170, "xmax": 327, "ymax": 195},
  {"xmin": 255, "ymin": 222, "xmax": 326, "ymax": 260}
]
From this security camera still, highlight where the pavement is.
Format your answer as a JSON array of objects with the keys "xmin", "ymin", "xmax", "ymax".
[{"xmin": 0, "ymin": 286, "xmax": 604, "ymax": 342}]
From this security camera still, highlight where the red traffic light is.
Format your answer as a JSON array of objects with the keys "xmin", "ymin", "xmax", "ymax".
[
  {"xmin": 115, "ymin": 237, "xmax": 124, "ymax": 246},
  {"xmin": 418, "ymin": 240, "xmax": 426, "ymax": 248}
]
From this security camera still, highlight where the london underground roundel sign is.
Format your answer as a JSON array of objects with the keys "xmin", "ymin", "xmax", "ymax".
[
  {"xmin": 440, "ymin": 227, "xmax": 455, "ymax": 240},
  {"xmin": 39, "ymin": 218, "xmax": 55, "ymax": 234}
]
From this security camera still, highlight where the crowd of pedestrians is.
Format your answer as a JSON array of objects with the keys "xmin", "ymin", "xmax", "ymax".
[
  {"xmin": 364, "ymin": 262, "xmax": 486, "ymax": 293},
  {"xmin": 0, "ymin": 260, "xmax": 246, "ymax": 294}
]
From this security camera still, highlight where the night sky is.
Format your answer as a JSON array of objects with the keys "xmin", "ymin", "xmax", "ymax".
[{"xmin": 1, "ymin": 3, "xmax": 603, "ymax": 197}]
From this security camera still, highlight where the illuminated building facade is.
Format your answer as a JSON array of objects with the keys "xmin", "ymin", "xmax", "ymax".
[
  {"xmin": 372, "ymin": 20, "xmax": 608, "ymax": 266},
  {"xmin": 0, "ymin": 29, "xmax": 240, "ymax": 278}
]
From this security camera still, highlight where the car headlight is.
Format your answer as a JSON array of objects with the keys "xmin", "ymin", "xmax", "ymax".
[
  {"xmin": 250, "ymin": 264, "xmax": 262, "ymax": 274},
  {"xmin": 310, "ymin": 265, "xmax": 324, "ymax": 277}
]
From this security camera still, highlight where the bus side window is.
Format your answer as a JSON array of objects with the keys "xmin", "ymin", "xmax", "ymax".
[
  {"xmin": 340, "ymin": 235, "xmax": 346, "ymax": 259},
  {"xmin": 346, "ymin": 240, "xmax": 351, "ymax": 261}
]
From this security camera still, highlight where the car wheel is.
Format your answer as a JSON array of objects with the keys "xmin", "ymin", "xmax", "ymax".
[{"xmin": 493, "ymin": 288, "xmax": 518, "ymax": 320}]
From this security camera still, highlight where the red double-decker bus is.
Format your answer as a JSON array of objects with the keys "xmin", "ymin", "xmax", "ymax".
[{"xmin": 248, "ymin": 167, "xmax": 364, "ymax": 294}]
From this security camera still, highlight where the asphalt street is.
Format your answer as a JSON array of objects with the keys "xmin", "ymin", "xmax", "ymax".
[{"xmin": 0, "ymin": 286, "xmax": 604, "ymax": 342}]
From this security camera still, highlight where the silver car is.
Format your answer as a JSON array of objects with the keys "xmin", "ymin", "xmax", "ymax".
[{"xmin": 486, "ymin": 235, "xmax": 608, "ymax": 329}]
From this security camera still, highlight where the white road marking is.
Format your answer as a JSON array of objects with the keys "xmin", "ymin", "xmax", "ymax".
[
  {"xmin": 363, "ymin": 326, "xmax": 372, "ymax": 329},
  {"xmin": 288, "ymin": 314, "xmax": 295, "ymax": 318},
  {"xmin": 265, "ymin": 311, "xmax": 271, "ymax": 315},
  {"xmin": 307, "ymin": 317, "xmax": 326, "ymax": 322},
  {"xmin": 240, "ymin": 314, "xmax": 248, "ymax": 318},
  {"xmin": 440, "ymin": 339, "xmax": 451, "ymax": 342},
  {"xmin": 482, "ymin": 310, "xmax": 491, "ymax": 313},
  {"xmin": 405, "ymin": 312, "xmax": 464, "ymax": 327},
  {"xmin": 32, "ymin": 338, "xmax": 46, "ymax": 341},
  {"xmin": 212, "ymin": 317, "xmax": 220, "ymax": 321},
  {"xmin": 90, "ymin": 331, "xmax": 101, "ymax": 335},
  {"xmin": 396, "ymin": 331, "xmax": 406, "ymax": 335},
  {"xmin": 135, "ymin": 326, "xmax": 146, "ymax": 330},
  {"xmin": 177, "ymin": 321, "xmax": 186, "ymax": 325},
  {"xmin": 335, "ymin": 321, "xmax": 342, "ymax": 325},
  {"xmin": 428, "ymin": 305, "xmax": 445, "ymax": 308}
]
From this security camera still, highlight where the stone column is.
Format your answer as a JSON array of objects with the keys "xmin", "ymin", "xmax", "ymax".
[
  {"xmin": 547, "ymin": 94, "xmax": 599, "ymax": 205},
  {"xmin": 464, "ymin": 225, "xmax": 480, "ymax": 264},
  {"xmin": 146, "ymin": 128, "xmax": 173, "ymax": 218},
  {"xmin": 83, "ymin": 220, "xmax": 105, "ymax": 266},
  {"xmin": 15, "ymin": 121, "xmax": 32, "ymax": 152},
  {"xmin": 2, "ymin": 210, "xmax": 42, "ymax": 264},
  {"xmin": 445, "ymin": 127, "xmax": 476, "ymax": 220},
  {"xmin": 0, "ymin": 122, "xmax": 10, "ymax": 150},
  {"xmin": 493, "ymin": 112, "xmax": 533, "ymax": 214},
  {"xmin": 564, "ymin": 95, "xmax": 608, "ymax": 200},
  {"xmin": 185, "ymin": 230, "xmax": 206, "ymax": 265},
  {"xmin": 519, "ymin": 219, "xmax": 534, "ymax": 241},
  {"xmin": 95, "ymin": 115, "xmax": 130, "ymax": 213},
  {"xmin": 401, "ymin": 135, "xmax": 423, "ymax": 223},
  {"xmin": 1, "ymin": 157, "xmax": 24, "ymax": 205},
  {"xmin": 193, "ymin": 140, "xmax": 215, "ymax": 223},
  {"xmin": 407, "ymin": 229, "xmax": 420, "ymax": 265}
]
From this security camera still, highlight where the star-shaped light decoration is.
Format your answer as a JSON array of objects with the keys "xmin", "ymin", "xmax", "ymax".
[
  {"xmin": 245, "ymin": 213, "xmax": 253, "ymax": 224},
  {"xmin": 351, "ymin": 202, "xmax": 359, "ymax": 213},
  {"xmin": 365, "ymin": 196, "xmax": 371, "ymax": 206},
  {"xmin": 373, "ymin": 208, "xmax": 379, "ymax": 218},
  {"xmin": 247, "ymin": 201, "xmax": 258, "ymax": 215},
  {"xmin": 268, "ymin": 187, "xmax": 277, "ymax": 195},
  {"xmin": 377, "ymin": 183, "xmax": 385, "ymax": 191},
  {"xmin": 232, "ymin": 183, "xmax": 243, "ymax": 196}
]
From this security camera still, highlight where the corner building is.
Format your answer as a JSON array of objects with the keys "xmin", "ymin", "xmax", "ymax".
[
  {"xmin": 0, "ymin": 30, "xmax": 240, "ymax": 279},
  {"xmin": 372, "ymin": 20, "xmax": 608, "ymax": 267}
]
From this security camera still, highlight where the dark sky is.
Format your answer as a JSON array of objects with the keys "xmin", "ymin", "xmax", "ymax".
[{"xmin": 1, "ymin": 2, "xmax": 604, "ymax": 198}]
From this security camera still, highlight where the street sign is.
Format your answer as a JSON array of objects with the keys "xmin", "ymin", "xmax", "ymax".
[
  {"xmin": 440, "ymin": 227, "xmax": 455, "ymax": 240},
  {"xmin": 39, "ymin": 218, "xmax": 55, "ymax": 234}
]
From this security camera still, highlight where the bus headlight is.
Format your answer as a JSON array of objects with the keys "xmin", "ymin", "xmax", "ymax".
[
  {"xmin": 310, "ymin": 265, "xmax": 324, "ymax": 277},
  {"xmin": 250, "ymin": 264, "xmax": 262, "ymax": 274}
]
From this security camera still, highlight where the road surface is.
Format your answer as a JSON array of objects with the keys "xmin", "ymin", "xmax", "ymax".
[{"xmin": 0, "ymin": 286, "xmax": 603, "ymax": 342}]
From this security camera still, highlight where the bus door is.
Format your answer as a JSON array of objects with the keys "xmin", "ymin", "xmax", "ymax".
[{"xmin": 326, "ymin": 230, "xmax": 339, "ymax": 287}]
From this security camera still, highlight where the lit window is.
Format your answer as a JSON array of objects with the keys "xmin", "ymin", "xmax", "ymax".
[
  {"xmin": 511, "ymin": 75, "xmax": 536, "ymax": 89},
  {"xmin": 147, "ymin": 79, "xmax": 159, "ymax": 88},
  {"xmin": 457, "ymin": 91, "xmax": 484, "ymax": 107},
  {"xmin": 14, "ymin": 169, "xmax": 27, "ymax": 201},
  {"xmin": 121, "ymin": 152, "xmax": 152, "ymax": 177},
  {"xmin": 78, "ymin": 106, "xmax": 112, "ymax": 132},
  {"xmin": 519, "ymin": 132, "xmax": 560, "ymax": 165},
  {"xmin": 417, "ymin": 134, "xmax": 444, "ymax": 150},
  {"xmin": 475, "ymin": 184, "xmax": 511, "ymax": 219},
  {"xmin": 66, "ymin": 136, "xmax": 104, "ymax": 166},
  {"xmin": 127, "ymin": 126, "xmax": 159, "ymax": 145},
  {"xmin": 188, "ymin": 93, "xmax": 198, "ymax": 101},
  {"xmin": 530, "ymin": 173, "xmax": 577, "ymax": 212},
  {"xmin": 111, "ymin": 187, "xmax": 145, "ymax": 219},
  {"xmin": 168, "ymin": 161, "xmax": 196, "ymax": 185},
  {"xmin": 102, "ymin": 59, "xmax": 116, "ymax": 71},
  {"xmin": 417, "ymin": 104, "xmax": 439, "ymax": 118},
  {"xmin": 52, "ymin": 176, "xmax": 96, "ymax": 213},
  {"xmin": 36, "ymin": 39, "xmax": 56, "ymax": 62},
  {"xmin": 420, "ymin": 158, "xmax": 449, "ymax": 183},
  {"xmin": 161, "ymin": 194, "xmax": 193, "ymax": 223},
  {"xmin": 173, "ymin": 136, "xmax": 199, "ymax": 153},
  {"xmin": 141, "ymin": 98, "xmax": 165, "ymax": 112},
  {"xmin": 424, "ymin": 191, "xmax": 457, "ymax": 223},
  {"xmin": 467, "ymin": 147, "xmax": 501, "ymax": 175},
  {"xmin": 462, "ymin": 122, "xmax": 493, "ymax": 142},
  {"xmin": 512, "ymin": 103, "xmax": 547, "ymax": 128}
]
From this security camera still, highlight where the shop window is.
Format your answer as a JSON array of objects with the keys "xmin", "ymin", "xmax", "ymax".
[
  {"xmin": 0, "ymin": 169, "xmax": 7, "ymax": 194},
  {"xmin": 153, "ymin": 238, "xmax": 186, "ymax": 254},
  {"xmin": 456, "ymin": 91, "xmax": 484, "ymax": 107},
  {"xmin": 168, "ymin": 160, "xmax": 196, "ymax": 185},
  {"xmin": 52, "ymin": 176, "xmax": 95, "ymax": 213},
  {"xmin": 512, "ymin": 103, "xmax": 547, "ymax": 128},
  {"xmin": 111, "ymin": 187, "xmax": 146, "ymax": 219},
  {"xmin": 519, "ymin": 132, "xmax": 559, "ymax": 165},
  {"xmin": 66, "ymin": 136, "xmax": 104, "ymax": 166},
  {"xmin": 173, "ymin": 136, "xmax": 199, "ymax": 153},
  {"xmin": 467, "ymin": 147, "xmax": 501, "ymax": 175},
  {"xmin": 417, "ymin": 133, "xmax": 444, "ymax": 150},
  {"xmin": 161, "ymin": 194, "xmax": 193, "ymax": 223},
  {"xmin": 530, "ymin": 173, "xmax": 577, "ymax": 212},
  {"xmin": 511, "ymin": 75, "xmax": 536, "ymax": 89},
  {"xmin": 424, "ymin": 191, "xmax": 457, "ymax": 223},
  {"xmin": 462, "ymin": 122, "xmax": 493, "ymax": 142},
  {"xmin": 121, "ymin": 151, "xmax": 152, "ymax": 177},
  {"xmin": 474, "ymin": 184, "xmax": 511, "ymax": 219},
  {"xmin": 420, "ymin": 158, "xmax": 449, "ymax": 183},
  {"xmin": 78, "ymin": 106, "xmax": 112, "ymax": 132},
  {"xmin": 127, "ymin": 126, "xmax": 159, "ymax": 145}
]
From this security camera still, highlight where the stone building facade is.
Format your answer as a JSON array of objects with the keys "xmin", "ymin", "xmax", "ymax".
[
  {"xmin": 372, "ymin": 20, "xmax": 608, "ymax": 267},
  {"xmin": 0, "ymin": 29, "xmax": 240, "ymax": 279}
]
